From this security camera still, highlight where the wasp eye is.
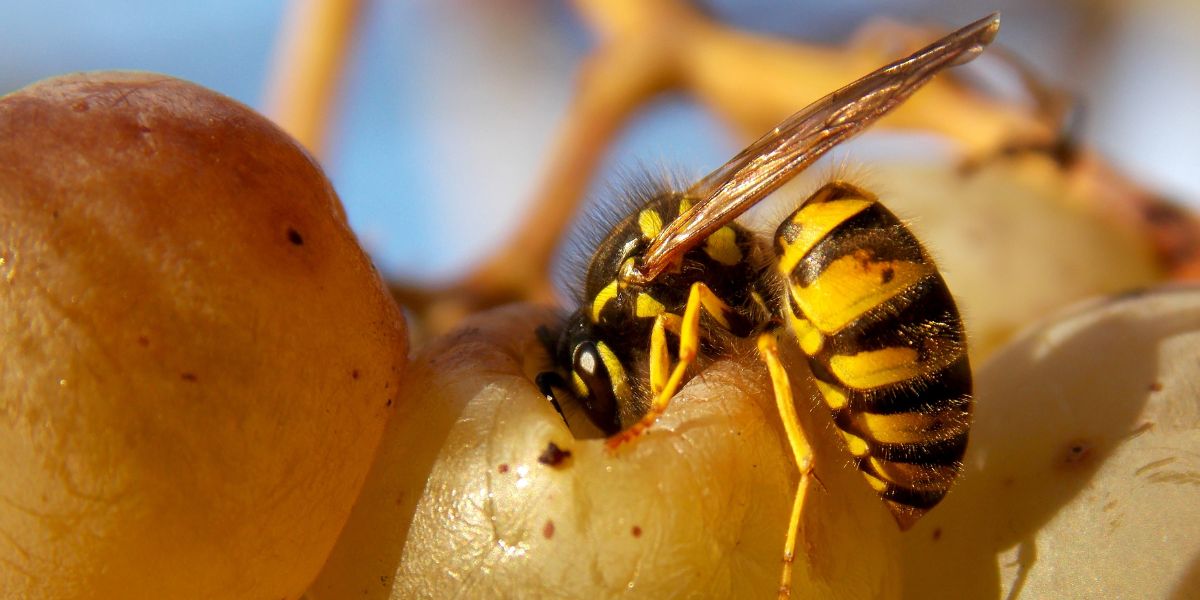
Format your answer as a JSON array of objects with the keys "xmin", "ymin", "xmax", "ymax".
[
  {"xmin": 575, "ymin": 345, "xmax": 594, "ymax": 373},
  {"xmin": 571, "ymin": 342, "xmax": 621, "ymax": 435}
]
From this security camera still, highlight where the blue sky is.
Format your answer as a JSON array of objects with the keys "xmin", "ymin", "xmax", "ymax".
[{"xmin": 3, "ymin": 1, "xmax": 1197, "ymax": 282}]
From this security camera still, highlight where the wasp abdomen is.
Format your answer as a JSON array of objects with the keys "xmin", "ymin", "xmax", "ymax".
[{"xmin": 774, "ymin": 181, "xmax": 972, "ymax": 528}]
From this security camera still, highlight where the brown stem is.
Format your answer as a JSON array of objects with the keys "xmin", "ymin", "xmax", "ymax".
[{"xmin": 263, "ymin": 0, "xmax": 363, "ymax": 158}]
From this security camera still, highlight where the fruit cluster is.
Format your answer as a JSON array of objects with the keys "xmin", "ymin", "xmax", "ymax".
[{"xmin": 2, "ymin": 70, "xmax": 1197, "ymax": 599}]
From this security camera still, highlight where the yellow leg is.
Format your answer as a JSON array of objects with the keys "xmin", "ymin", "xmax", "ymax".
[
  {"xmin": 648, "ymin": 312, "xmax": 682, "ymax": 397},
  {"xmin": 757, "ymin": 332, "xmax": 814, "ymax": 599},
  {"xmin": 696, "ymin": 283, "xmax": 733, "ymax": 329},
  {"xmin": 606, "ymin": 282, "xmax": 728, "ymax": 450}
]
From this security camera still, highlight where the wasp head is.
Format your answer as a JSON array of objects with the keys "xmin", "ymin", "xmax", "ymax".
[{"xmin": 542, "ymin": 310, "xmax": 627, "ymax": 435}]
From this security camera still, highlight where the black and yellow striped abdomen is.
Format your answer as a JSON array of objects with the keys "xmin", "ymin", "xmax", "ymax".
[{"xmin": 774, "ymin": 182, "xmax": 971, "ymax": 528}]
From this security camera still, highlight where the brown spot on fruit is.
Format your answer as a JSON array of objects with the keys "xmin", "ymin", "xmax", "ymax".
[
  {"xmin": 286, "ymin": 227, "xmax": 304, "ymax": 246},
  {"xmin": 542, "ymin": 520, "xmax": 555, "ymax": 539},
  {"xmin": 180, "ymin": 372, "xmax": 198, "ymax": 382},
  {"xmin": 497, "ymin": 464, "xmax": 509, "ymax": 474},
  {"xmin": 631, "ymin": 526, "xmax": 643, "ymax": 538},
  {"xmin": 1148, "ymin": 381, "xmax": 1163, "ymax": 392},
  {"xmin": 1060, "ymin": 439, "xmax": 1094, "ymax": 467},
  {"xmin": 931, "ymin": 527, "xmax": 942, "ymax": 541},
  {"xmin": 537, "ymin": 442, "xmax": 572, "ymax": 468}
]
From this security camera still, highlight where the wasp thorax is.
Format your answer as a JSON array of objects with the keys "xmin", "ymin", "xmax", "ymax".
[{"xmin": 543, "ymin": 190, "xmax": 776, "ymax": 436}]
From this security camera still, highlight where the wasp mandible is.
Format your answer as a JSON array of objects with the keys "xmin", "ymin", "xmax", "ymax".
[{"xmin": 538, "ymin": 13, "xmax": 998, "ymax": 594}]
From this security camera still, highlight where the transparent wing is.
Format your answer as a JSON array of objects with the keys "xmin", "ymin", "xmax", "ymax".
[{"xmin": 622, "ymin": 13, "xmax": 1001, "ymax": 285}]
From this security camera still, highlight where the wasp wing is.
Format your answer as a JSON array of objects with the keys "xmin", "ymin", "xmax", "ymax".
[{"xmin": 623, "ymin": 13, "xmax": 1001, "ymax": 285}]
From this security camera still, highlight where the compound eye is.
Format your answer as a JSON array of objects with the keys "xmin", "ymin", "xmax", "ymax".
[
  {"xmin": 573, "ymin": 342, "xmax": 598, "ymax": 378},
  {"xmin": 572, "ymin": 342, "xmax": 621, "ymax": 435}
]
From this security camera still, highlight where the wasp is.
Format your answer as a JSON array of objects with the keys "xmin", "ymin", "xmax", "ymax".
[{"xmin": 537, "ymin": 13, "xmax": 997, "ymax": 595}]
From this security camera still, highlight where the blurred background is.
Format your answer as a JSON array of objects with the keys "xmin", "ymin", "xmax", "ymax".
[{"xmin": 2, "ymin": 0, "xmax": 1197, "ymax": 283}]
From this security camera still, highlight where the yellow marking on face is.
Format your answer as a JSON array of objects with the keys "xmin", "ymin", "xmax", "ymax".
[
  {"xmin": 788, "ymin": 311, "xmax": 824, "ymax": 355},
  {"xmin": 857, "ymin": 409, "xmax": 969, "ymax": 445},
  {"xmin": 590, "ymin": 279, "xmax": 619, "ymax": 323},
  {"xmin": 571, "ymin": 372, "xmax": 588, "ymax": 397},
  {"xmin": 638, "ymin": 209, "xmax": 663, "ymax": 239},
  {"xmin": 868, "ymin": 458, "xmax": 957, "ymax": 490},
  {"xmin": 777, "ymin": 199, "xmax": 873, "ymax": 274},
  {"xmin": 595, "ymin": 341, "xmax": 632, "ymax": 403},
  {"xmin": 703, "ymin": 226, "xmax": 743, "ymax": 265},
  {"xmin": 814, "ymin": 379, "xmax": 848, "ymax": 411},
  {"xmin": 635, "ymin": 293, "xmax": 665, "ymax": 318},
  {"xmin": 839, "ymin": 430, "xmax": 871, "ymax": 457},
  {"xmin": 791, "ymin": 254, "xmax": 930, "ymax": 333},
  {"xmin": 829, "ymin": 347, "xmax": 922, "ymax": 390}
]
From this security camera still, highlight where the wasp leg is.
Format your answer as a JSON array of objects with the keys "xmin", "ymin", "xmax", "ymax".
[
  {"xmin": 606, "ymin": 282, "xmax": 729, "ymax": 450},
  {"xmin": 757, "ymin": 332, "xmax": 814, "ymax": 599},
  {"xmin": 648, "ymin": 312, "xmax": 684, "ymax": 397}
]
